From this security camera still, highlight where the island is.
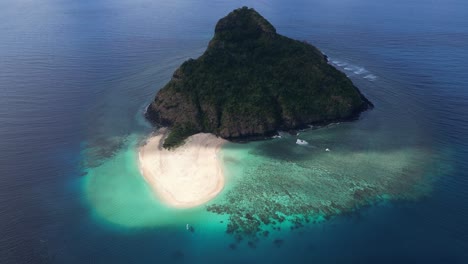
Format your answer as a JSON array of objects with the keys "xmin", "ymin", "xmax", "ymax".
[
  {"xmin": 146, "ymin": 7, "xmax": 372, "ymax": 148},
  {"xmin": 139, "ymin": 7, "xmax": 372, "ymax": 209}
]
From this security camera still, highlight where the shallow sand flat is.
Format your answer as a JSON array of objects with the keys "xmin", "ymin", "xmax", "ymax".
[{"xmin": 139, "ymin": 129, "xmax": 226, "ymax": 208}]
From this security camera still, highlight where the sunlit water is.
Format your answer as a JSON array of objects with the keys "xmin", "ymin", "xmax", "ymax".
[{"xmin": 1, "ymin": 0, "xmax": 467, "ymax": 263}]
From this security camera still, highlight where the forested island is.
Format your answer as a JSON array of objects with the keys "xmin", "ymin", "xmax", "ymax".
[
  {"xmin": 136, "ymin": 6, "xmax": 433, "ymax": 242},
  {"xmin": 146, "ymin": 7, "xmax": 372, "ymax": 148}
]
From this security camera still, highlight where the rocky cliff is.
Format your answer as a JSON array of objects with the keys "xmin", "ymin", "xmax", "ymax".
[{"xmin": 146, "ymin": 7, "xmax": 372, "ymax": 147}]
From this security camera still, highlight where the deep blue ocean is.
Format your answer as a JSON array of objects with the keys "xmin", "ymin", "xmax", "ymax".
[{"xmin": 1, "ymin": 0, "xmax": 468, "ymax": 263}]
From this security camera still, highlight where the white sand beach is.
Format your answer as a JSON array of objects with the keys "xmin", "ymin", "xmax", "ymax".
[{"xmin": 139, "ymin": 129, "xmax": 226, "ymax": 208}]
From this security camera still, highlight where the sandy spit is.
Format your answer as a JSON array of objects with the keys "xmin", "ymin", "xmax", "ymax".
[{"xmin": 138, "ymin": 129, "xmax": 226, "ymax": 208}]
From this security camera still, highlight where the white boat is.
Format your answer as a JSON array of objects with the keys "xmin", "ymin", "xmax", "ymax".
[{"xmin": 296, "ymin": 139, "xmax": 308, "ymax": 145}]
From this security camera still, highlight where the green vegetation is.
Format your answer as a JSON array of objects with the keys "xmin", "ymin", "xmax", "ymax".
[
  {"xmin": 162, "ymin": 125, "xmax": 197, "ymax": 149},
  {"xmin": 147, "ymin": 7, "xmax": 371, "ymax": 148}
]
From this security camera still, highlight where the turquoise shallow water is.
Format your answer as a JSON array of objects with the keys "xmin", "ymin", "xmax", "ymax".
[
  {"xmin": 83, "ymin": 110, "xmax": 441, "ymax": 239},
  {"xmin": 1, "ymin": 0, "xmax": 468, "ymax": 263},
  {"xmin": 83, "ymin": 133, "xmax": 228, "ymax": 230}
]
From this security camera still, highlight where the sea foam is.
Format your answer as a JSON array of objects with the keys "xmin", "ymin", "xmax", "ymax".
[{"xmin": 329, "ymin": 59, "xmax": 377, "ymax": 81}]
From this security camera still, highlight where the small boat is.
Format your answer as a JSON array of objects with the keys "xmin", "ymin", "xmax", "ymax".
[
  {"xmin": 325, "ymin": 148, "xmax": 330, "ymax": 152},
  {"xmin": 186, "ymin": 224, "xmax": 189, "ymax": 230},
  {"xmin": 296, "ymin": 139, "xmax": 308, "ymax": 145}
]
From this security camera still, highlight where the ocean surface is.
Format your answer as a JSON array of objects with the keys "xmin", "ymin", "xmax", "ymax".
[{"xmin": 1, "ymin": 0, "xmax": 468, "ymax": 263}]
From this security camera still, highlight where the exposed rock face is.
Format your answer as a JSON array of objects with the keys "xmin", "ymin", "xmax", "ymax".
[{"xmin": 147, "ymin": 7, "xmax": 372, "ymax": 140}]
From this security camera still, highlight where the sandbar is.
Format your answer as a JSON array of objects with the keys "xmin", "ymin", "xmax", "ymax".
[{"xmin": 138, "ymin": 129, "xmax": 226, "ymax": 208}]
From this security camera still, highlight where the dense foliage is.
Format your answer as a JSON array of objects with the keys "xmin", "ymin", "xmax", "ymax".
[
  {"xmin": 162, "ymin": 125, "xmax": 197, "ymax": 149},
  {"xmin": 147, "ymin": 7, "xmax": 371, "ymax": 148}
]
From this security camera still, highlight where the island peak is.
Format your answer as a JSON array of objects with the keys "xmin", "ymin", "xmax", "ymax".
[{"xmin": 214, "ymin": 7, "xmax": 276, "ymax": 40}]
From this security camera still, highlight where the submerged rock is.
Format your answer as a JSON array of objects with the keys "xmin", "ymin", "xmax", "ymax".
[
  {"xmin": 273, "ymin": 239, "xmax": 285, "ymax": 248},
  {"xmin": 206, "ymin": 139, "xmax": 434, "ymax": 238}
]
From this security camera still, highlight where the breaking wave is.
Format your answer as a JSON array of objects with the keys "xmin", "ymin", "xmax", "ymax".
[{"xmin": 330, "ymin": 59, "xmax": 377, "ymax": 81}]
